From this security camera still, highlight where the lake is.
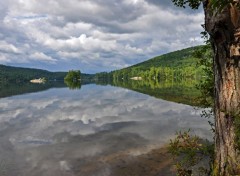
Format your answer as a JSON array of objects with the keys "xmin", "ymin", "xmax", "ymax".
[{"xmin": 0, "ymin": 83, "xmax": 212, "ymax": 176}]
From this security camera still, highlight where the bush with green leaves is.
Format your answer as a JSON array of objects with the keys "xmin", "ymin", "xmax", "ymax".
[
  {"xmin": 64, "ymin": 70, "xmax": 81, "ymax": 82},
  {"xmin": 168, "ymin": 130, "xmax": 214, "ymax": 176}
]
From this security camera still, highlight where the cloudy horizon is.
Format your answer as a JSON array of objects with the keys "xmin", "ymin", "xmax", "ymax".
[{"xmin": 0, "ymin": 0, "xmax": 204, "ymax": 73}]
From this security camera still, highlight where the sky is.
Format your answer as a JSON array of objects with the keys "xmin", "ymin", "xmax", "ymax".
[{"xmin": 0, "ymin": 0, "xmax": 204, "ymax": 73}]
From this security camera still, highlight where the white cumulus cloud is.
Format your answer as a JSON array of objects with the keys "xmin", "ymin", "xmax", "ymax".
[
  {"xmin": 0, "ymin": 41, "xmax": 21, "ymax": 54},
  {"xmin": 0, "ymin": 0, "xmax": 204, "ymax": 73},
  {"xmin": 30, "ymin": 52, "xmax": 57, "ymax": 63}
]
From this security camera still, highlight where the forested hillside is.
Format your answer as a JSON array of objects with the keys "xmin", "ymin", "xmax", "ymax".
[
  {"xmin": 0, "ymin": 65, "xmax": 94, "ymax": 83},
  {"xmin": 95, "ymin": 45, "xmax": 205, "ymax": 81},
  {"xmin": 0, "ymin": 45, "xmax": 205, "ymax": 84},
  {"xmin": 0, "ymin": 65, "xmax": 66, "ymax": 83},
  {"xmin": 129, "ymin": 45, "xmax": 203, "ymax": 70}
]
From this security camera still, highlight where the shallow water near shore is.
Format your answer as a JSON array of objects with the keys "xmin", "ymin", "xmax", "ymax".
[{"xmin": 0, "ymin": 84, "xmax": 212, "ymax": 176}]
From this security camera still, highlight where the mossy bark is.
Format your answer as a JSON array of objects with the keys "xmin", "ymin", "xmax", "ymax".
[{"xmin": 203, "ymin": 1, "xmax": 240, "ymax": 175}]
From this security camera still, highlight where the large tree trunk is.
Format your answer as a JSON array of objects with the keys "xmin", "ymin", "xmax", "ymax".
[{"xmin": 204, "ymin": 1, "xmax": 240, "ymax": 175}]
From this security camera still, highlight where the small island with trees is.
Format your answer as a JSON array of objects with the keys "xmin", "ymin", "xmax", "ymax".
[{"xmin": 64, "ymin": 70, "xmax": 82, "ymax": 89}]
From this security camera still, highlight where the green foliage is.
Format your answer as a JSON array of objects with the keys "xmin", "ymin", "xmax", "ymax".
[
  {"xmin": 0, "ymin": 65, "xmax": 94, "ymax": 84},
  {"xmin": 93, "ymin": 45, "xmax": 213, "ymax": 107},
  {"xmin": 167, "ymin": 45, "xmax": 215, "ymax": 175},
  {"xmin": 0, "ymin": 82, "xmax": 66, "ymax": 98},
  {"xmin": 194, "ymin": 44, "xmax": 215, "ymax": 132},
  {"xmin": 172, "ymin": 0, "xmax": 202, "ymax": 9},
  {"xmin": 0, "ymin": 64, "xmax": 67, "ymax": 82},
  {"xmin": 64, "ymin": 79, "xmax": 81, "ymax": 90},
  {"xmin": 169, "ymin": 130, "xmax": 214, "ymax": 176},
  {"xmin": 94, "ymin": 72, "xmax": 113, "ymax": 85},
  {"xmin": 129, "ymin": 46, "xmax": 202, "ymax": 70},
  {"xmin": 93, "ymin": 46, "xmax": 214, "ymax": 106},
  {"xmin": 64, "ymin": 70, "xmax": 81, "ymax": 81},
  {"xmin": 194, "ymin": 44, "xmax": 214, "ymax": 108},
  {"xmin": 210, "ymin": 0, "xmax": 237, "ymax": 13},
  {"xmin": 172, "ymin": 0, "xmax": 237, "ymax": 13},
  {"xmin": 108, "ymin": 46, "xmax": 205, "ymax": 83},
  {"xmin": 64, "ymin": 70, "xmax": 81, "ymax": 90},
  {"xmin": 109, "ymin": 78, "xmax": 200, "ymax": 106}
]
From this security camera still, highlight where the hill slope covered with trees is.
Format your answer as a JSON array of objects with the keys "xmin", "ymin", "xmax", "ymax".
[
  {"xmin": 95, "ymin": 45, "xmax": 205, "ymax": 81},
  {"xmin": 0, "ymin": 65, "xmax": 67, "ymax": 83},
  {"xmin": 0, "ymin": 65, "xmax": 94, "ymax": 83}
]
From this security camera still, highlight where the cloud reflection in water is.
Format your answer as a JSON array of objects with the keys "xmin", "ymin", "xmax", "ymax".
[{"xmin": 0, "ymin": 84, "xmax": 212, "ymax": 176}]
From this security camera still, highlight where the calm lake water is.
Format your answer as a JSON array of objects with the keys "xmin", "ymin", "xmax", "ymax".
[{"xmin": 0, "ymin": 83, "xmax": 212, "ymax": 176}]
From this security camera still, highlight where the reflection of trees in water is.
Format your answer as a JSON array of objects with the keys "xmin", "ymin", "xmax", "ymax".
[
  {"xmin": 113, "ymin": 77, "xmax": 197, "ymax": 90},
  {"xmin": 64, "ymin": 70, "xmax": 82, "ymax": 90},
  {"xmin": 64, "ymin": 80, "xmax": 81, "ymax": 90},
  {"xmin": 0, "ymin": 82, "xmax": 66, "ymax": 98},
  {"xmin": 96, "ymin": 78, "xmax": 201, "ymax": 106}
]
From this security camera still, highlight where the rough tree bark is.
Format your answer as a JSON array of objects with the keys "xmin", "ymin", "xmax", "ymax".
[{"xmin": 204, "ymin": 1, "xmax": 240, "ymax": 175}]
